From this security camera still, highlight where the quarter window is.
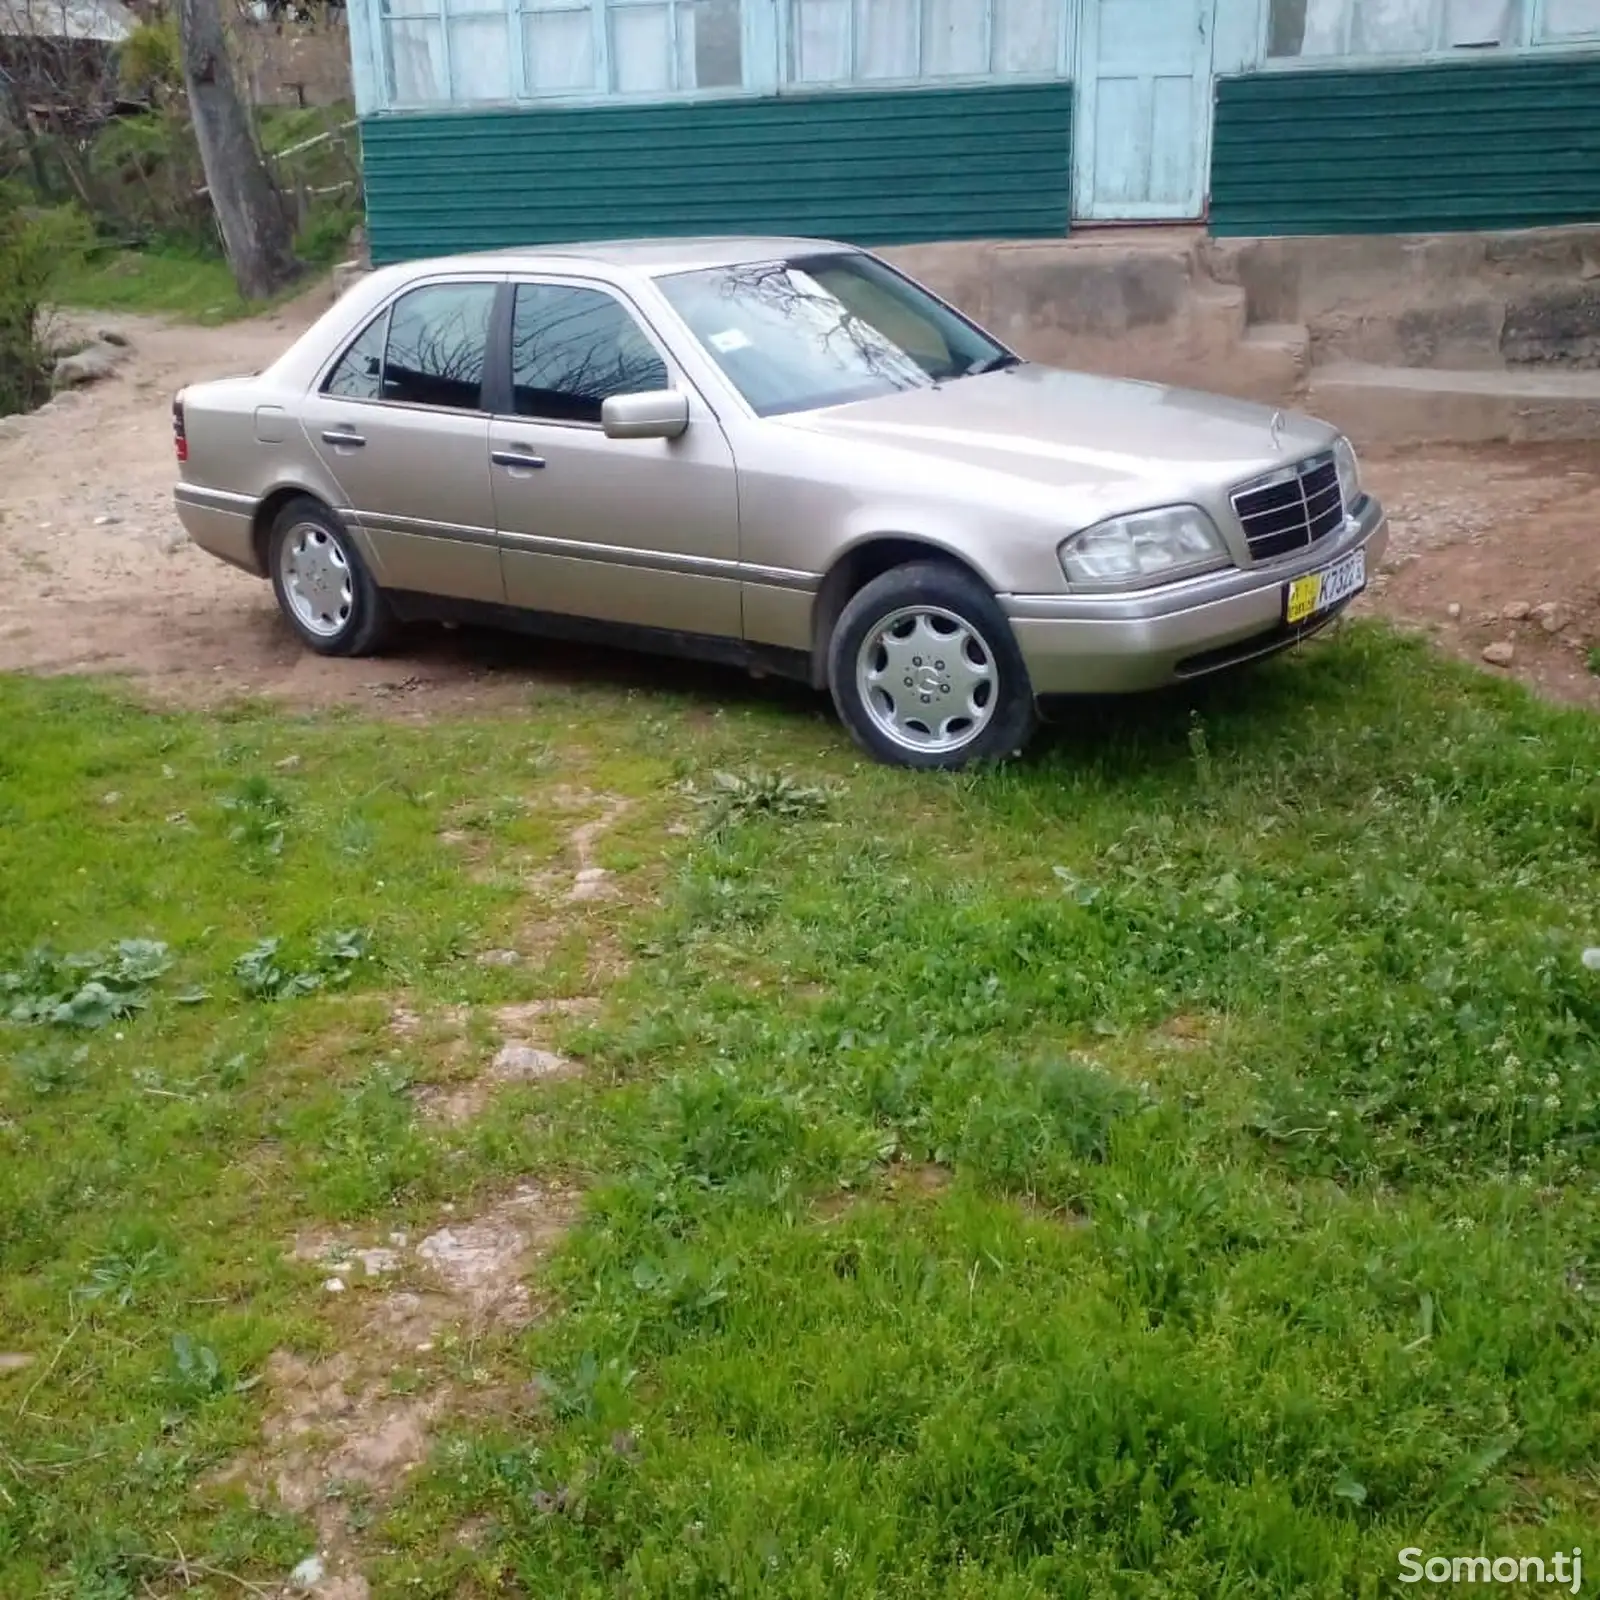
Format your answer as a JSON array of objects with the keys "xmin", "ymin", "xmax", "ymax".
[
  {"xmin": 324, "ymin": 310, "xmax": 390, "ymax": 399},
  {"xmin": 380, "ymin": 282, "xmax": 498, "ymax": 410},
  {"xmin": 510, "ymin": 283, "xmax": 670, "ymax": 423}
]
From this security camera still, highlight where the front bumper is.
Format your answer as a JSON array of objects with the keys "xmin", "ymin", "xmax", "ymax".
[
  {"xmin": 1004, "ymin": 495, "xmax": 1388, "ymax": 697},
  {"xmin": 173, "ymin": 483, "xmax": 265, "ymax": 577}
]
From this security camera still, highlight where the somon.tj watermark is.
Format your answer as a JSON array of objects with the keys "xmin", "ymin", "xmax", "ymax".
[{"xmin": 1399, "ymin": 1548, "xmax": 1582, "ymax": 1592}]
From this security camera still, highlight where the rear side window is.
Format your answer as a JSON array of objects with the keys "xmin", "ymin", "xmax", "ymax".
[
  {"xmin": 386, "ymin": 282, "xmax": 499, "ymax": 410},
  {"xmin": 324, "ymin": 310, "xmax": 388, "ymax": 399},
  {"xmin": 510, "ymin": 283, "xmax": 668, "ymax": 424}
]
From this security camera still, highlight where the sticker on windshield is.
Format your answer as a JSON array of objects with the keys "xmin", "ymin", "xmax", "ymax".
[{"xmin": 708, "ymin": 328, "xmax": 752, "ymax": 354}]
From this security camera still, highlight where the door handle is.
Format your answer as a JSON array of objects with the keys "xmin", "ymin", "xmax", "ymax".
[
  {"xmin": 492, "ymin": 449, "xmax": 546, "ymax": 471},
  {"xmin": 321, "ymin": 428, "xmax": 366, "ymax": 448}
]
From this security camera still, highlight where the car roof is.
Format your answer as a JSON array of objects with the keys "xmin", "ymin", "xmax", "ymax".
[{"xmin": 397, "ymin": 236, "xmax": 860, "ymax": 279}]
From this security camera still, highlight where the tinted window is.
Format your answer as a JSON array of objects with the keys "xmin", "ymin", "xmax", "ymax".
[
  {"xmin": 381, "ymin": 282, "xmax": 497, "ymax": 410},
  {"xmin": 323, "ymin": 309, "xmax": 389, "ymax": 399},
  {"xmin": 510, "ymin": 284, "xmax": 668, "ymax": 424},
  {"xmin": 656, "ymin": 252, "xmax": 1010, "ymax": 418}
]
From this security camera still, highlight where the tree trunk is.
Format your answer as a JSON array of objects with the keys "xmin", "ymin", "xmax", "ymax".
[{"xmin": 175, "ymin": 0, "xmax": 300, "ymax": 301}]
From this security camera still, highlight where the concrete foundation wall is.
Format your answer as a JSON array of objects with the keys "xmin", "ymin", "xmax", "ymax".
[
  {"xmin": 885, "ymin": 222, "xmax": 1600, "ymax": 447},
  {"xmin": 1202, "ymin": 225, "xmax": 1600, "ymax": 371}
]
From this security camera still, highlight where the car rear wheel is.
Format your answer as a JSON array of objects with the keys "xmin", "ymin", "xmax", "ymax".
[
  {"xmin": 828, "ymin": 561, "xmax": 1037, "ymax": 770},
  {"xmin": 268, "ymin": 497, "xmax": 395, "ymax": 657}
]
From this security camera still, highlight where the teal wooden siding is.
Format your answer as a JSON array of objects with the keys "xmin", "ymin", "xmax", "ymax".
[
  {"xmin": 361, "ymin": 82, "xmax": 1072, "ymax": 263},
  {"xmin": 1210, "ymin": 55, "xmax": 1600, "ymax": 236}
]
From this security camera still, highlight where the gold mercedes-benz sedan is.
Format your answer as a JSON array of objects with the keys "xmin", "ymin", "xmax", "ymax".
[{"xmin": 173, "ymin": 235, "xmax": 1387, "ymax": 769}]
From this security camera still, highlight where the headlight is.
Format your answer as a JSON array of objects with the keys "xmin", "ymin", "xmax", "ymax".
[
  {"xmin": 1333, "ymin": 436, "xmax": 1361, "ymax": 511},
  {"xmin": 1058, "ymin": 504, "xmax": 1229, "ymax": 588}
]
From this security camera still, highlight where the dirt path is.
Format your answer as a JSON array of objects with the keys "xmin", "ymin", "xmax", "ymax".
[{"xmin": 1, "ymin": 298, "xmax": 1596, "ymax": 714}]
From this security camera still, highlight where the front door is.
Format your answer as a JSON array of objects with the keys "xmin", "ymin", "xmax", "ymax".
[
  {"xmin": 1073, "ymin": 0, "xmax": 1215, "ymax": 220},
  {"xmin": 301, "ymin": 277, "xmax": 504, "ymax": 602},
  {"xmin": 491, "ymin": 278, "xmax": 741, "ymax": 640}
]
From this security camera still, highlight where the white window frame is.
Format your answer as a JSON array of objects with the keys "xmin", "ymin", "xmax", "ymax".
[
  {"xmin": 778, "ymin": 0, "xmax": 1074, "ymax": 89},
  {"xmin": 374, "ymin": 0, "xmax": 772, "ymax": 106},
  {"xmin": 1257, "ymin": 0, "xmax": 1600, "ymax": 66}
]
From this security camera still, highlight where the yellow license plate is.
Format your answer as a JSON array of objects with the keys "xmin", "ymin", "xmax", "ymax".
[
  {"xmin": 1283, "ymin": 551, "xmax": 1365, "ymax": 626},
  {"xmin": 1286, "ymin": 573, "xmax": 1323, "ymax": 625}
]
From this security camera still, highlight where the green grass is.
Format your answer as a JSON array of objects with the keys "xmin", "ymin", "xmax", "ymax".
[
  {"xmin": 2, "ymin": 625, "xmax": 1598, "ymax": 1598},
  {"xmin": 49, "ymin": 247, "xmax": 252, "ymax": 324},
  {"xmin": 50, "ymin": 103, "xmax": 359, "ymax": 322}
]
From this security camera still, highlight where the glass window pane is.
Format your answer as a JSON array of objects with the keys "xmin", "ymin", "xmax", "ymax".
[
  {"xmin": 511, "ymin": 284, "xmax": 669, "ymax": 423},
  {"xmin": 382, "ymin": 283, "xmax": 497, "ymax": 410},
  {"xmin": 324, "ymin": 311, "xmax": 390, "ymax": 399},
  {"xmin": 612, "ymin": 3, "xmax": 674, "ymax": 91},
  {"xmin": 1540, "ymin": 0, "xmax": 1600, "ymax": 35},
  {"xmin": 792, "ymin": 0, "xmax": 851, "ymax": 78},
  {"xmin": 857, "ymin": 0, "xmax": 916, "ymax": 76},
  {"xmin": 1443, "ymin": 0, "xmax": 1513, "ymax": 43},
  {"xmin": 992, "ymin": 0, "xmax": 1056, "ymax": 70},
  {"xmin": 1350, "ymin": 0, "xmax": 1432, "ymax": 51},
  {"xmin": 450, "ymin": 15, "xmax": 512, "ymax": 97},
  {"xmin": 688, "ymin": 0, "xmax": 742, "ymax": 86},
  {"xmin": 923, "ymin": 0, "xmax": 986, "ymax": 74},
  {"xmin": 387, "ymin": 16, "xmax": 446, "ymax": 99},
  {"xmin": 1266, "ymin": 0, "xmax": 1308, "ymax": 54},
  {"xmin": 524, "ymin": 8, "xmax": 596, "ymax": 90}
]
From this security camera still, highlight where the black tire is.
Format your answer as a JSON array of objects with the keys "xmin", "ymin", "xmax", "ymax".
[
  {"xmin": 267, "ymin": 495, "xmax": 396, "ymax": 657},
  {"xmin": 827, "ymin": 560, "xmax": 1037, "ymax": 770}
]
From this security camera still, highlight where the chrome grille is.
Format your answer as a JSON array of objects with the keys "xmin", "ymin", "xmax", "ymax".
[{"xmin": 1231, "ymin": 452, "xmax": 1344, "ymax": 562}]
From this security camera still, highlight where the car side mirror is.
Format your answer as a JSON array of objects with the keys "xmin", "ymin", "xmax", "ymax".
[{"xmin": 601, "ymin": 389, "xmax": 690, "ymax": 441}]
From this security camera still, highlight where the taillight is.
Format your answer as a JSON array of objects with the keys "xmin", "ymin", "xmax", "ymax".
[{"xmin": 172, "ymin": 394, "xmax": 188, "ymax": 463}]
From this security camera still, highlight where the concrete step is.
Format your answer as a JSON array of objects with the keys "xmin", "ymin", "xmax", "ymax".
[
  {"xmin": 1242, "ymin": 321, "xmax": 1312, "ymax": 383},
  {"xmin": 1306, "ymin": 362, "xmax": 1600, "ymax": 447}
]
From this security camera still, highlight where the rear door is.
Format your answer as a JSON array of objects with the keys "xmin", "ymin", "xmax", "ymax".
[
  {"xmin": 300, "ymin": 276, "xmax": 504, "ymax": 602},
  {"xmin": 489, "ymin": 277, "xmax": 741, "ymax": 639}
]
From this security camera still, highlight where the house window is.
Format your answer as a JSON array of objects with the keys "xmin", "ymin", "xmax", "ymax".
[
  {"xmin": 523, "ymin": 0, "xmax": 599, "ymax": 91},
  {"xmin": 1267, "ymin": 0, "xmax": 1530, "ymax": 53},
  {"xmin": 787, "ymin": 0, "xmax": 1061, "ymax": 84},
  {"xmin": 1536, "ymin": 0, "xmax": 1600, "ymax": 38},
  {"xmin": 609, "ymin": 0, "xmax": 743, "ymax": 91},
  {"xmin": 381, "ymin": 0, "xmax": 742, "ymax": 101}
]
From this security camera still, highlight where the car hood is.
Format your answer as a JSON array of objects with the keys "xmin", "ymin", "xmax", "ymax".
[{"xmin": 773, "ymin": 365, "xmax": 1336, "ymax": 497}]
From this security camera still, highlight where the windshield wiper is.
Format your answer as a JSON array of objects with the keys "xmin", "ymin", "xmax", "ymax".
[{"xmin": 963, "ymin": 351, "xmax": 1023, "ymax": 377}]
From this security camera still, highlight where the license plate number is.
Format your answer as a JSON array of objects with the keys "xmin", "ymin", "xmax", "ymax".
[{"xmin": 1285, "ymin": 550, "xmax": 1366, "ymax": 625}]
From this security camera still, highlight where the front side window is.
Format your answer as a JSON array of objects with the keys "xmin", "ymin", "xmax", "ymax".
[
  {"xmin": 380, "ymin": 282, "xmax": 498, "ymax": 410},
  {"xmin": 510, "ymin": 283, "xmax": 670, "ymax": 423},
  {"xmin": 656, "ymin": 251, "xmax": 1010, "ymax": 417}
]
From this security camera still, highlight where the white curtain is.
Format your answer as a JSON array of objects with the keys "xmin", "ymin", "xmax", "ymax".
[
  {"xmin": 992, "ymin": 0, "xmax": 1055, "ymax": 71},
  {"xmin": 792, "ymin": 0, "xmax": 1057, "ymax": 83},
  {"xmin": 1299, "ymin": 0, "xmax": 1348, "ymax": 53},
  {"xmin": 523, "ymin": 4, "xmax": 596, "ymax": 90},
  {"xmin": 922, "ymin": 0, "xmax": 985, "ymax": 74},
  {"xmin": 448, "ymin": 13, "xmax": 513, "ymax": 98},
  {"xmin": 856, "ymin": 0, "xmax": 916, "ymax": 77},
  {"xmin": 611, "ymin": 2, "xmax": 698, "ymax": 90},
  {"xmin": 1350, "ymin": 0, "xmax": 1432, "ymax": 51},
  {"xmin": 385, "ymin": 0, "xmax": 446, "ymax": 103},
  {"xmin": 1442, "ymin": 0, "xmax": 1511, "ymax": 43},
  {"xmin": 792, "ymin": 0, "xmax": 851, "ymax": 78},
  {"xmin": 1540, "ymin": 0, "xmax": 1600, "ymax": 34}
]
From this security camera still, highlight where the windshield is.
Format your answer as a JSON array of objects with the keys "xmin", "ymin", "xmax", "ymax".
[{"xmin": 656, "ymin": 252, "xmax": 1014, "ymax": 418}]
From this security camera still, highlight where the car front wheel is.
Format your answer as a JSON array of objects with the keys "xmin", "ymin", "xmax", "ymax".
[
  {"xmin": 828, "ymin": 561, "xmax": 1037, "ymax": 770},
  {"xmin": 267, "ymin": 497, "xmax": 395, "ymax": 657}
]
